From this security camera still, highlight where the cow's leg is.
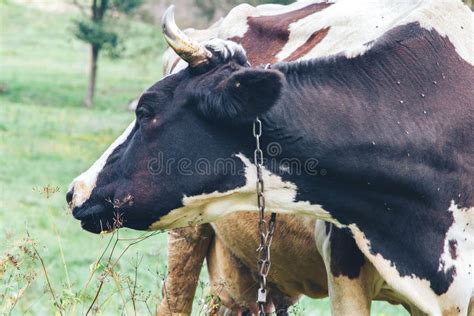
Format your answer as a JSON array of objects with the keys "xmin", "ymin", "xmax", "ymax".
[
  {"xmin": 348, "ymin": 202, "xmax": 474, "ymax": 316},
  {"xmin": 271, "ymin": 290, "xmax": 295, "ymax": 316},
  {"xmin": 207, "ymin": 235, "xmax": 258, "ymax": 312},
  {"xmin": 468, "ymin": 297, "xmax": 473, "ymax": 316},
  {"xmin": 315, "ymin": 221, "xmax": 382, "ymax": 316},
  {"xmin": 157, "ymin": 224, "xmax": 214, "ymax": 316},
  {"xmin": 397, "ymin": 303, "xmax": 428, "ymax": 316}
]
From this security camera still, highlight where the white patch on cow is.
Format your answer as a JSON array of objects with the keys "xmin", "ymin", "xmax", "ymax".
[
  {"xmin": 349, "ymin": 223, "xmax": 442, "ymax": 315},
  {"xmin": 163, "ymin": 0, "xmax": 473, "ymax": 77},
  {"xmin": 412, "ymin": 0, "xmax": 474, "ymax": 65},
  {"xmin": 315, "ymin": 220, "xmax": 396, "ymax": 315},
  {"xmin": 349, "ymin": 201, "xmax": 474, "ymax": 316},
  {"xmin": 278, "ymin": 0, "xmax": 474, "ymax": 64},
  {"xmin": 69, "ymin": 120, "xmax": 136, "ymax": 208},
  {"xmin": 204, "ymin": 38, "xmax": 247, "ymax": 61},
  {"xmin": 161, "ymin": 48, "xmax": 182, "ymax": 76},
  {"xmin": 256, "ymin": 0, "xmax": 333, "ymax": 14},
  {"xmin": 217, "ymin": 0, "xmax": 331, "ymax": 40},
  {"xmin": 437, "ymin": 201, "xmax": 474, "ymax": 314},
  {"xmin": 149, "ymin": 154, "xmax": 340, "ymax": 230},
  {"xmin": 278, "ymin": 0, "xmax": 423, "ymax": 60}
]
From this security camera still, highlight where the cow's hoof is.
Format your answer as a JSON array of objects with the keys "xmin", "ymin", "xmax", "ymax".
[
  {"xmin": 241, "ymin": 309, "xmax": 252, "ymax": 316},
  {"xmin": 276, "ymin": 308, "xmax": 289, "ymax": 316}
]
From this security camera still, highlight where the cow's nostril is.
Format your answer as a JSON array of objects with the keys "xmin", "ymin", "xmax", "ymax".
[{"xmin": 66, "ymin": 188, "xmax": 74, "ymax": 205}]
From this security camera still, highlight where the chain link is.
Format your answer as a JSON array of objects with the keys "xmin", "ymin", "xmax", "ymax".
[{"xmin": 253, "ymin": 116, "xmax": 277, "ymax": 316}]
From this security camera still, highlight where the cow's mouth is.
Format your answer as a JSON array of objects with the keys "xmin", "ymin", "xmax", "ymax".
[
  {"xmin": 72, "ymin": 202, "xmax": 154, "ymax": 233},
  {"xmin": 72, "ymin": 203, "xmax": 118, "ymax": 234}
]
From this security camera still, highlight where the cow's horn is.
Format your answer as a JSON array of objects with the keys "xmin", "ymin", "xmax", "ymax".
[{"xmin": 161, "ymin": 5, "xmax": 212, "ymax": 67}]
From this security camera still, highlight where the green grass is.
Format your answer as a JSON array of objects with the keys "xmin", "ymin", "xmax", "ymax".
[
  {"xmin": 0, "ymin": 100, "xmax": 170, "ymax": 315},
  {"xmin": 0, "ymin": 3, "xmax": 175, "ymax": 315},
  {"xmin": 0, "ymin": 2, "xmax": 407, "ymax": 315},
  {"xmin": 0, "ymin": 1, "xmax": 163, "ymax": 110}
]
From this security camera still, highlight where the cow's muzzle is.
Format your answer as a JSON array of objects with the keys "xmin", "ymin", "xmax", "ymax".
[{"xmin": 71, "ymin": 202, "xmax": 116, "ymax": 234}]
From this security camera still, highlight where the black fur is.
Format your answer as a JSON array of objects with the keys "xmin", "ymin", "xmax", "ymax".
[
  {"xmin": 326, "ymin": 223, "xmax": 366, "ymax": 279},
  {"xmin": 193, "ymin": 66, "xmax": 284, "ymax": 124}
]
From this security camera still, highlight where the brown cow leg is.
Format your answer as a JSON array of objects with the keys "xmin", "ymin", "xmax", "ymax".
[
  {"xmin": 157, "ymin": 224, "xmax": 214, "ymax": 316},
  {"xmin": 208, "ymin": 236, "xmax": 258, "ymax": 310},
  {"xmin": 327, "ymin": 274, "xmax": 372, "ymax": 316}
]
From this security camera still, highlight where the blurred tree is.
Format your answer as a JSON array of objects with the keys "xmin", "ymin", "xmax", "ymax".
[{"xmin": 72, "ymin": 0, "xmax": 143, "ymax": 107}]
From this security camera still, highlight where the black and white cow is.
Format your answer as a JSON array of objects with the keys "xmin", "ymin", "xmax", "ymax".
[
  {"xmin": 157, "ymin": 2, "xmax": 423, "ymax": 314},
  {"xmin": 68, "ymin": 0, "xmax": 474, "ymax": 314}
]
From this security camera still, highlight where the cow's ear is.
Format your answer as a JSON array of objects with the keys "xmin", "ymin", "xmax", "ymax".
[{"xmin": 200, "ymin": 68, "xmax": 284, "ymax": 124}]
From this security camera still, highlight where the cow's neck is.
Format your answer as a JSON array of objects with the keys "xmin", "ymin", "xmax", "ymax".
[{"xmin": 256, "ymin": 22, "xmax": 472, "ymax": 224}]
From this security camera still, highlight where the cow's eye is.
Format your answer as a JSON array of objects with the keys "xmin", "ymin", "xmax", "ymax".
[{"xmin": 136, "ymin": 106, "xmax": 154, "ymax": 120}]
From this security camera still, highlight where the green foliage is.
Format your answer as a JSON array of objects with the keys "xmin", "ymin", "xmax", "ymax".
[
  {"xmin": 0, "ymin": 1, "xmax": 162, "ymax": 110},
  {"xmin": 110, "ymin": 0, "xmax": 143, "ymax": 13},
  {"xmin": 73, "ymin": 19, "xmax": 119, "ymax": 51},
  {"xmin": 72, "ymin": 0, "xmax": 143, "ymax": 55}
]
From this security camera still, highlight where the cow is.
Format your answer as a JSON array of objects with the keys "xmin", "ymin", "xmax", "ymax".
[
  {"xmin": 156, "ymin": 2, "xmax": 423, "ymax": 314},
  {"xmin": 67, "ymin": 0, "xmax": 474, "ymax": 314}
]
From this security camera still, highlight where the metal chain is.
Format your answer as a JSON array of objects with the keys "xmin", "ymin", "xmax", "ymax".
[{"xmin": 253, "ymin": 117, "xmax": 277, "ymax": 316}]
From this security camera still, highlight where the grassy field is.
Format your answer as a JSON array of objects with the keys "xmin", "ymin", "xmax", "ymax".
[{"xmin": 0, "ymin": 2, "xmax": 408, "ymax": 315}]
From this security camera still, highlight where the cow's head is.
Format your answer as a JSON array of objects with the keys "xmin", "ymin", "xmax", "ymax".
[{"xmin": 67, "ymin": 6, "xmax": 284, "ymax": 233}]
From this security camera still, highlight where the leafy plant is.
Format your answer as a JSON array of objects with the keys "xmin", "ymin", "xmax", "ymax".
[{"xmin": 71, "ymin": 0, "xmax": 143, "ymax": 107}]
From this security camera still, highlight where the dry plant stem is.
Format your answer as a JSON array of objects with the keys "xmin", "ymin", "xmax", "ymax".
[
  {"xmin": 81, "ymin": 232, "xmax": 116, "ymax": 292},
  {"xmin": 57, "ymin": 236, "xmax": 76, "ymax": 315},
  {"xmin": 79, "ymin": 232, "xmax": 115, "ymax": 316},
  {"xmin": 111, "ymin": 270, "xmax": 129, "ymax": 315},
  {"xmin": 97, "ymin": 289, "xmax": 118, "ymax": 310},
  {"xmin": 84, "ymin": 229, "xmax": 162, "ymax": 315},
  {"xmin": 85, "ymin": 231, "xmax": 120, "ymax": 316},
  {"xmin": 22, "ymin": 291, "xmax": 48, "ymax": 315},
  {"xmin": 110, "ymin": 232, "xmax": 161, "ymax": 269},
  {"xmin": 27, "ymin": 231, "xmax": 63, "ymax": 316},
  {"xmin": 32, "ymin": 206, "xmax": 75, "ymax": 315},
  {"xmin": 85, "ymin": 281, "xmax": 104, "ymax": 316},
  {"xmin": 47, "ymin": 206, "xmax": 74, "ymax": 314},
  {"xmin": 8, "ymin": 280, "xmax": 33, "ymax": 315},
  {"xmin": 2, "ymin": 273, "xmax": 14, "ymax": 308},
  {"xmin": 55, "ymin": 227, "xmax": 71, "ymax": 290},
  {"xmin": 116, "ymin": 231, "xmax": 157, "ymax": 241},
  {"xmin": 108, "ymin": 231, "xmax": 121, "ymax": 263},
  {"xmin": 132, "ymin": 268, "xmax": 138, "ymax": 316},
  {"xmin": 144, "ymin": 300, "xmax": 153, "ymax": 316},
  {"xmin": 128, "ymin": 254, "xmax": 142, "ymax": 316}
]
